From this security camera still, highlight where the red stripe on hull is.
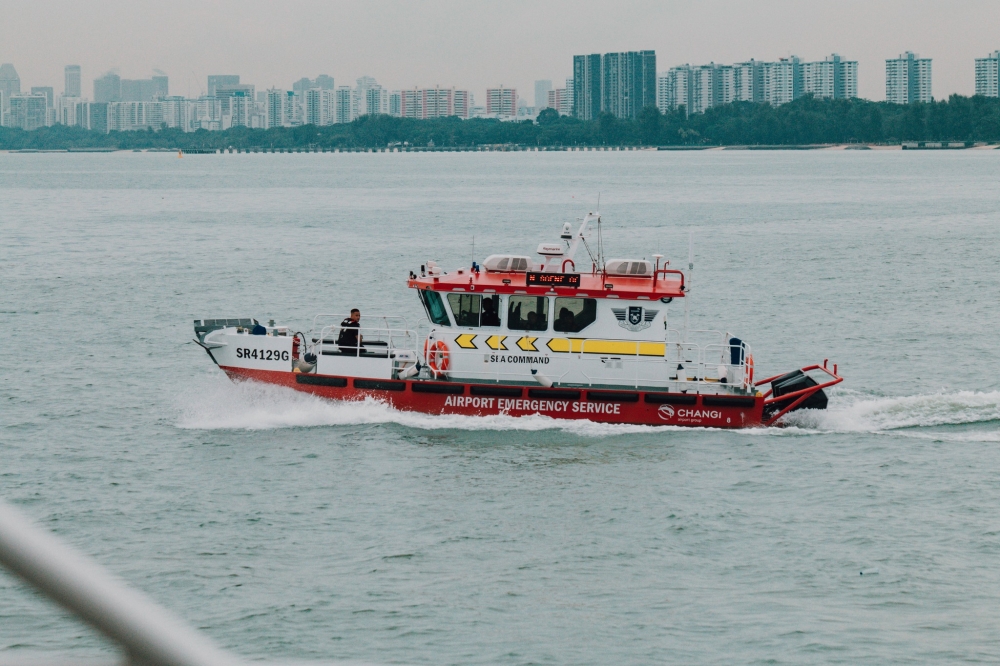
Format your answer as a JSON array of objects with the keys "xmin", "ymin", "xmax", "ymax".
[{"xmin": 220, "ymin": 366, "xmax": 764, "ymax": 429}]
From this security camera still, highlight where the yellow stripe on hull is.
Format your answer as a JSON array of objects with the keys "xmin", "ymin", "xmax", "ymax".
[{"xmin": 546, "ymin": 338, "xmax": 665, "ymax": 357}]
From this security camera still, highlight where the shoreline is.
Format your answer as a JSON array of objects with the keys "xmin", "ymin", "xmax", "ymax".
[{"xmin": 1, "ymin": 142, "xmax": 996, "ymax": 154}]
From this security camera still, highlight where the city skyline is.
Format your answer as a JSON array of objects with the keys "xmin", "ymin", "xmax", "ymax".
[
  {"xmin": 7, "ymin": 47, "xmax": 1000, "ymax": 133},
  {"xmin": 1, "ymin": 0, "xmax": 999, "ymax": 103}
]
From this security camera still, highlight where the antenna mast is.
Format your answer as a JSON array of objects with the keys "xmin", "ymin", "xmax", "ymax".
[
  {"xmin": 596, "ymin": 193, "xmax": 603, "ymax": 269},
  {"xmin": 684, "ymin": 230, "xmax": 693, "ymax": 343}
]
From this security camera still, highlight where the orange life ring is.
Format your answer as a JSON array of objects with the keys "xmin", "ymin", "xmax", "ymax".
[
  {"xmin": 746, "ymin": 354, "xmax": 754, "ymax": 387},
  {"xmin": 423, "ymin": 339, "xmax": 451, "ymax": 377}
]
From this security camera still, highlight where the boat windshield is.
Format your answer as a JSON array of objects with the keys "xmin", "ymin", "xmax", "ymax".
[{"xmin": 419, "ymin": 290, "xmax": 451, "ymax": 326}]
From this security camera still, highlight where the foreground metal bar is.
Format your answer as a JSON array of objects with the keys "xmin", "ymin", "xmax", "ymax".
[{"xmin": 0, "ymin": 500, "xmax": 244, "ymax": 666}]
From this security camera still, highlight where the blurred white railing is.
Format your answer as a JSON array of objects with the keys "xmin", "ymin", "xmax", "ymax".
[{"xmin": 0, "ymin": 500, "xmax": 377, "ymax": 666}]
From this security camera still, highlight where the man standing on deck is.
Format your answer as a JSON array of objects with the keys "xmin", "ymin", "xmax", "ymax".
[{"xmin": 337, "ymin": 308, "xmax": 363, "ymax": 355}]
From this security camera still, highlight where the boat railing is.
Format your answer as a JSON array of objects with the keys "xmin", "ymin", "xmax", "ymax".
[
  {"xmin": 308, "ymin": 314, "xmax": 415, "ymax": 356},
  {"xmin": 315, "ymin": 323, "xmax": 418, "ymax": 358},
  {"xmin": 666, "ymin": 329, "xmax": 754, "ymax": 389},
  {"xmin": 311, "ymin": 313, "xmax": 409, "ymax": 335}
]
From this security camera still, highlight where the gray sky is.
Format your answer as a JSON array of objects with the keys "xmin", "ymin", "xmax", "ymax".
[{"xmin": 3, "ymin": 0, "xmax": 998, "ymax": 103}]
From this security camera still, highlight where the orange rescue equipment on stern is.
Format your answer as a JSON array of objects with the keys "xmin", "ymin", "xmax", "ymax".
[
  {"xmin": 745, "ymin": 354, "xmax": 754, "ymax": 388},
  {"xmin": 424, "ymin": 339, "xmax": 451, "ymax": 377}
]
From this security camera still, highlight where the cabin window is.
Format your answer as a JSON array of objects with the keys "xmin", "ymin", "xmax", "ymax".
[
  {"xmin": 507, "ymin": 296, "xmax": 549, "ymax": 331},
  {"xmin": 553, "ymin": 298, "xmax": 598, "ymax": 332},
  {"xmin": 420, "ymin": 289, "xmax": 451, "ymax": 326},
  {"xmin": 447, "ymin": 294, "xmax": 501, "ymax": 327}
]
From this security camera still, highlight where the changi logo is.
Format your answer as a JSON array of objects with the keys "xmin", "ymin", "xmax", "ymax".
[
  {"xmin": 613, "ymin": 307, "xmax": 658, "ymax": 332},
  {"xmin": 657, "ymin": 404, "xmax": 675, "ymax": 420}
]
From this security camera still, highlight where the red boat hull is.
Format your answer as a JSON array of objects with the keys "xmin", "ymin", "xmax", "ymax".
[{"xmin": 222, "ymin": 366, "xmax": 765, "ymax": 428}]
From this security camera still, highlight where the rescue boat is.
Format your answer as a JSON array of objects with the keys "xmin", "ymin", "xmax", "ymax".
[{"xmin": 193, "ymin": 213, "xmax": 841, "ymax": 428}]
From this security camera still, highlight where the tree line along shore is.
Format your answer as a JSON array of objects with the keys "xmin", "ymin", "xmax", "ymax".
[{"xmin": 3, "ymin": 95, "xmax": 1000, "ymax": 151}]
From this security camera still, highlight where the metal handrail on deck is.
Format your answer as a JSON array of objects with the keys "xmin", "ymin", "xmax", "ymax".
[
  {"xmin": 314, "ymin": 323, "xmax": 418, "ymax": 358},
  {"xmin": 311, "ymin": 314, "xmax": 409, "ymax": 338}
]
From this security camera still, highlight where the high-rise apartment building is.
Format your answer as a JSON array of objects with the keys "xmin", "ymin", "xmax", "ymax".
[
  {"xmin": 161, "ymin": 96, "xmax": 187, "ymax": 130},
  {"xmin": 534, "ymin": 80, "xmax": 552, "ymax": 110},
  {"xmin": 57, "ymin": 96, "xmax": 83, "ymax": 126},
  {"xmin": 65, "ymin": 65, "xmax": 82, "ymax": 97},
  {"xmin": 424, "ymin": 86, "xmax": 452, "ymax": 118},
  {"xmin": 304, "ymin": 88, "xmax": 336, "ymax": 125},
  {"xmin": 760, "ymin": 57, "xmax": 800, "ymax": 107},
  {"xmin": 400, "ymin": 89, "xmax": 420, "ymax": 119},
  {"xmin": 0, "ymin": 63, "xmax": 20, "ymax": 115},
  {"xmin": 120, "ymin": 75, "xmax": 168, "ymax": 102},
  {"xmin": 660, "ymin": 66, "xmax": 688, "ymax": 113},
  {"xmin": 215, "ymin": 83, "xmax": 255, "ymax": 119},
  {"xmin": 335, "ymin": 86, "xmax": 354, "ymax": 123},
  {"xmin": 486, "ymin": 86, "xmax": 517, "ymax": 117},
  {"xmin": 573, "ymin": 54, "xmax": 602, "ymax": 120},
  {"xmin": 292, "ymin": 76, "xmax": 334, "ymax": 93},
  {"xmin": 886, "ymin": 52, "xmax": 932, "ymax": 104},
  {"xmin": 207, "ymin": 75, "xmax": 240, "ymax": 97},
  {"xmin": 224, "ymin": 91, "xmax": 252, "ymax": 128},
  {"xmin": 574, "ymin": 51, "xmax": 655, "ymax": 120},
  {"xmin": 365, "ymin": 86, "xmax": 387, "ymax": 115},
  {"xmin": 602, "ymin": 51, "xmax": 656, "ymax": 119},
  {"xmin": 975, "ymin": 51, "xmax": 1000, "ymax": 97},
  {"xmin": 659, "ymin": 53, "xmax": 855, "ymax": 114},
  {"xmin": 453, "ymin": 90, "xmax": 470, "ymax": 119},
  {"xmin": 562, "ymin": 78, "xmax": 573, "ymax": 116},
  {"xmin": 215, "ymin": 84, "xmax": 254, "ymax": 98},
  {"xmin": 94, "ymin": 73, "xmax": 121, "ymax": 103},
  {"xmin": 655, "ymin": 71, "xmax": 674, "ymax": 114},
  {"xmin": 191, "ymin": 96, "xmax": 223, "ymax": 131},
  {"xmin": 107, "ymin": 101, "xmax": 163, "ymax": 132},
  {"xmin": 715, "ymin": 66, "xmax": 735, "ymax": 106},
  {"xmin": 733, "ymin": 60, "xmax": 763, "ymax": 102},
  {"xmin": 802, "ymin": 54, "xmax": 858, "ymax": 99},
  {"xmin": 398, "ymin": 86, "xmax": 470, "ymax": 119},
  {"xmin": 152, "ymin": 74, "xmax": 168, "ymax": 99},
  {"xmin": 658, "ymin": 63, "xmax": 729, "ymax": 115},
  {"xmin": 31, "ymin": 87, "xmax": 54, "ymax": 108},
  {"xmin": 354, "ymin": 76, "xmax": 382, "ymax": 116},
  {"xmin": 86, "ymin": 103, "xmax": 109, "ymax": 133},
  {"xmin": 547, "ymin": 87, "xmax": 570, "ymax": 115},
  {"xmin": 690, "ymin": 64, "xmax": 717, "ymax": 114},
  {"xmin": 8, "ymin": 94, "xmax": 47, "ymax": 130},
  {"xmin": 265, "ymin": 89, "xmax": 283, "ymax": 128}
]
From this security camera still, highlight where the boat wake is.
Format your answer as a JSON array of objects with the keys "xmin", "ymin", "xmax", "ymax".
[
  {"xmin": 176, "ymin": 376, "xmax": 657, "ymax": 437},
  {"xmin": 778, "ymin": 389, "xmax": 1000, "ymax": 440},
  {"xmin": 177, "ymin": 376, "xmax": 1000, "ymax": 440}
]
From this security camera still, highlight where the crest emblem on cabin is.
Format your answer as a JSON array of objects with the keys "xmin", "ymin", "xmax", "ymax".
[{"xmin": 612, "ymin": 307, "xmax": 658, "ymax": 332}]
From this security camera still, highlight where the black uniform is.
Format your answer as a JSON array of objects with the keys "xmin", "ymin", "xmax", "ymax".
[{"xmin": 337, "ymin": 318, "xmax": 361, "ymax": 354}]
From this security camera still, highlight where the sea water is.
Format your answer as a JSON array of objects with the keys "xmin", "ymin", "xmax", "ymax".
[{"xmin": 2, "ymin": 150, "xmax": 1000, "ymax": 664}]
